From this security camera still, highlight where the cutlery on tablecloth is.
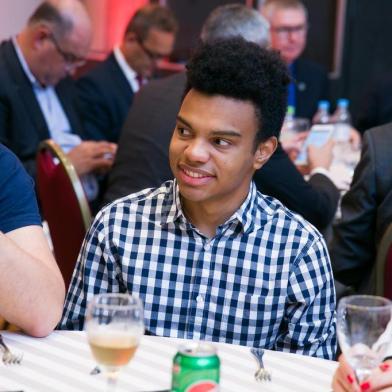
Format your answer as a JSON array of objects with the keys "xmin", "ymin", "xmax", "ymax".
[
  {"xmin": 0, "ymin": 334, "xmax": 23, "ymax": 365},
  {"xmin": 250, "ymin": 347, "xmax": 271, "ymax": 382}
]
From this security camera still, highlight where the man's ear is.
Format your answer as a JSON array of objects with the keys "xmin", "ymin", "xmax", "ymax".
[
  {"xmin": 124, "ymin": 31, "xmax": 137, "ymax": 44},
  {"xmin": 32, "ymin": 24, "xmax": 51, "ymax": 49},
  {"xmin": 253, "ymin": 136, "xmax": 278, "ymax": 170}
]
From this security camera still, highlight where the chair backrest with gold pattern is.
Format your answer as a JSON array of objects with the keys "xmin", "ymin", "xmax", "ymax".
[{"xmin": 36, "ymin": 139, "xmax": 92, "ymax": 289}]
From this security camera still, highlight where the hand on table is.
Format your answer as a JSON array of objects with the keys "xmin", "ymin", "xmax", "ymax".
[
  {"xmin": 67, "ymin": 141, "xmax": 117, "ymax": 176},
  {"xmin": 332, "ymin": 354, "xmax": 392, "ymax": 392}
]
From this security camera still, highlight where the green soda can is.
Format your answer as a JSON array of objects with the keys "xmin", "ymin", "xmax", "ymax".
[{"xmin": 171, "ymin": 342, "xmax": 220, "ymax": 392}]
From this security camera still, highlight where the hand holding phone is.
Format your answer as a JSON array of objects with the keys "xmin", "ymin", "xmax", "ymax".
[
  {"xmin": 295, "ymin": 124, "xmax": 334, "ymax": 166},
  {"xmin": 307, "ymin": 138, "xmax": 334, "ymax": 170}
]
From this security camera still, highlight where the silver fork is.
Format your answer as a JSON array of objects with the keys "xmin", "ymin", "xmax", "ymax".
[
  {"xmin": 0, "ymin": 334, "xmax": 23, "ymax": 365},
  {"xmin": 90, "ymin": 365, "xmax": 101, "ymax": 375},
  {"xmin": 250, "ymin": 348, "xmax": 271, "ymax": 382}
]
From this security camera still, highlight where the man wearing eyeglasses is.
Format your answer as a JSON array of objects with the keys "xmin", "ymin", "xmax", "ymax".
[
  {"xmin": 76, "ymin": 5, "xmax": 178, "ymax": 143},
  {"xmin": 0, "ymin": 0, "xmax": 117, "ymax": 194},
  {"xmin": 261, "ymin": 0, "xmax": 329, "ymax": 120}
]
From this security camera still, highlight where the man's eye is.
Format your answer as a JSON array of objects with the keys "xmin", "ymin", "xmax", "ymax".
[
  {"xmin": 177, "ymin": 127, "xmax": 190, "ymax": 136},
  {"xmin": 214, "ymin": 138, "xmax": 230, "ymax": 147}
]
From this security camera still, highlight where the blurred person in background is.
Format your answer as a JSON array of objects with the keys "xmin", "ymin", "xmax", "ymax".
[
  {"xmin": 330, "ymin": 123, "xmax": 392, "ymax": 294},
  {"xmin": 104, "ymin": 3, "xmax": 339, "ymax": 232},
  {"xmin": 0, "ymin": 143, "xmax": 64, "ymax": 337},
  {"xmin": 260, "ymin": 0, "xmax": 329, "ymax": 120},
  {"xmin": 76, "ymin": 4, "xmax": 178, "ymax": 143},
  {"xmin": 0, "ymin": 0, "xmax": 116, "ymax": 202}
]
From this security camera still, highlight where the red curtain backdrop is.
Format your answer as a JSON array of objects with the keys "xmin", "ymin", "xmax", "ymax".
[{"xmin": 83, "ymin": 0, "xmax": 149, "ymax": 59}]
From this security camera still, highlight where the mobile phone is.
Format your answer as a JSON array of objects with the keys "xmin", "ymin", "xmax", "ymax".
[{"xmin": 295, "ymin": 124, "xmax": 334, "ymax": 165}]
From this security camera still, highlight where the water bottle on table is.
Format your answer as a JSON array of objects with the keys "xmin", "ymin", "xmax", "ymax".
[
  {"xmin": 332, "ymin": 98, "xmax": 351, "ymax": 142},
  {"xmin": 312, "ymin": 100, "xmax": 330, "ymax": 125}
]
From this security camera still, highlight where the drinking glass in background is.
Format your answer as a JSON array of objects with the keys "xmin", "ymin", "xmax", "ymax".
[
  {"xmin": 337, "ymin": 295, "xmax": 392, "ymax": 383},
  {"xmin": 86, "ymin": 293, "xmax": 145, "ymax": 391}
]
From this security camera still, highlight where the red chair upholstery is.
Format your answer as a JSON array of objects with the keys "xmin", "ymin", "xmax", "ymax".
[
  {"xmin": 375, "ymin": 223, "xmax": 392, "ymax": 299},
  {"xmin": 36, "ymin": 140, "xmax": 92, "ymax": 289}
]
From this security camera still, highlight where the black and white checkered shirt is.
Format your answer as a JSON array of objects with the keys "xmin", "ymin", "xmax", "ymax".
[{"xmin": 60, "ymin": 180, "xmax": 336, "ymax": 359}]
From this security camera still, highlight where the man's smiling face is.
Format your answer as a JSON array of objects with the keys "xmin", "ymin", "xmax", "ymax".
[{"xmin": 169, "ymin": 89, "xmax": 269, "ymax": 211}]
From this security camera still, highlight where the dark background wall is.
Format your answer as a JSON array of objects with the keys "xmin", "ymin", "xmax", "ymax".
[
  {"xmin": 302, "ymin": 0, "xmax": 337, "ymax": 72},
  {"xmin": 304, "ymin": 0, "xmax": 392, "ymax": 122},
  {"xmin": 341, "ymin": 0, "xmax": 392, "ymax": 123}
]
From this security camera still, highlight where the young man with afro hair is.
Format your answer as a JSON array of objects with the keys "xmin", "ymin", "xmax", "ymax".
[{"xmin": 61, "ymin": 38, "xmax": 336, "ymax": 360}]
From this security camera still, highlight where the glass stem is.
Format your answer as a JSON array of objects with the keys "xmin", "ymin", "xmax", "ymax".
[{"xmin": 106, "ymin": 372, "xmax": 118, "ymax": 392}]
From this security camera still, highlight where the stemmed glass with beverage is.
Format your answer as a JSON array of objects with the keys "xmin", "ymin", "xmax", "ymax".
[
  {"xmin": 337, "ymin": 295, "xmax": 392, "ymax": 383},
  {"xmin": 85, "ymin": 293, "xmax": 145, "ymax": 391}
]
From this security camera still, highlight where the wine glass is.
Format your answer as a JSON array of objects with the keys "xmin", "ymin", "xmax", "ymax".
[
  {"xmin": 337, "ymin": 295, "xmax": 392, "ymax": 383},
  {"xmin": 85, "ymin": 293, "xmax": 144, "ymax": 391}
]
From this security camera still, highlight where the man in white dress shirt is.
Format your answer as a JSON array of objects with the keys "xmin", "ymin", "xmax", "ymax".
[{"xmin": 76, "ymin": 4, "xmax": 178, "ymax": 143}]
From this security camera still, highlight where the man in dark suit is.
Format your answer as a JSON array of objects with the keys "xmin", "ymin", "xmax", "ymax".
[
  {"xmin": 76, "ymin": 5, "xmax": 178, "ymax": 143},
  {"xmin": 330, "ymin": 123, "xmax": 392, "ymax": 292},
  {"xmin": 261, "ymin": 0, "xmax": 328, "ymax": 120},
  {"xmin": 104, "ymin": 4, "xmax": 339, "ymax": 232},
  {"xmin": 0, "ymin": 0, "xmax": 116, "ymax": 182}
]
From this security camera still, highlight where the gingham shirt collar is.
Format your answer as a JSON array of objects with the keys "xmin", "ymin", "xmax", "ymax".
[{"xmin": 162, "ymin": 180, "xmax": 259, "ymax": 234}]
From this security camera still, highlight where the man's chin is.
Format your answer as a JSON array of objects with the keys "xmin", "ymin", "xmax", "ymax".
[
  {"xmin": 283, "ymin": 50, "xmax": 303, "ymax": 64},
  {"xmin": 177, "ymin": 184, "xmax": 206, "ymax": 204}
]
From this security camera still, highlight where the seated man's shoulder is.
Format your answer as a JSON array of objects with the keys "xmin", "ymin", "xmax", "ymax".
[
  {"xmin": 76, "ymin": 57, "xmax": 116, "ymax": 92},
  {"xmin": 256, "ymin": 191, "xmax": 323, "ymax": 243},
  {"xmin": 0, "ymin": 144, "xmax": 30, "ymax": 182},
  {"xmin": 0, "ymin": 144, "xmax": 41, "ymax": 233},
  {"xmin": 139, "ymin": 72, "xmax": 186, "ymax": 99},
  {"xmin": 368, "ymin": 121, "xmax": 392, "ymax": 139},
  {"xmin": 98, "ymin": 181, "xmax": 174, "ymax": 223},
  {"xmin": 0, "ymin": 60, "xmax": 12, "ymax": 89}
]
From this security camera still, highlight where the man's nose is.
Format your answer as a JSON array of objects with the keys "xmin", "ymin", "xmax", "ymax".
[
  {"xmin": 184, "ymin": 139, "xmax": 209, "ymax": 162},
  {"xmin": 287, "ymin": 31, "xmax": 298, "ymax": 41}
]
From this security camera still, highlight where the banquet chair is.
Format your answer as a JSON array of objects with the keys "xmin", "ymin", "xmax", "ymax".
[
  {"xmin": 375, "ymin": 222, "xmax": 392, "ymax": 300},
  {"xmin": 36, "ymin": 139, "xmax": 92, "ymax": 289}
]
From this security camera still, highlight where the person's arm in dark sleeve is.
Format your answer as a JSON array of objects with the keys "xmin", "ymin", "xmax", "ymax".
[
  {"xmin": 329, "ymin": 131, "xmax": 378, "ymax": 289},
  {"xmin": 253, "ymin": 144, "xmax": 339, "ymax": 230}
]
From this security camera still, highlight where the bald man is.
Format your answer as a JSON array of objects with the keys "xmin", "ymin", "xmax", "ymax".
[{"xmin": 0, "ymin": 0, "xmax": 116, "ymax": 191}]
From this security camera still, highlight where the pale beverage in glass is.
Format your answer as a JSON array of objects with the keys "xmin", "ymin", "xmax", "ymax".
[{"xmin": 86, "ymin": 293, "xmax": 144, "ymax": 391}]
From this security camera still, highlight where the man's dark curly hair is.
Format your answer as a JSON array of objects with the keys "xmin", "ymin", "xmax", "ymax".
[{"xmin": 185, "ymin": 37, "xmax": 290, "ymax": 144}]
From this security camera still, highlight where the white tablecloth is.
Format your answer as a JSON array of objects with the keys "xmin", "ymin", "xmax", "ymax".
[{"xmin": 0, "ymin": 331, "xmax": 337, "ymax": 391}]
